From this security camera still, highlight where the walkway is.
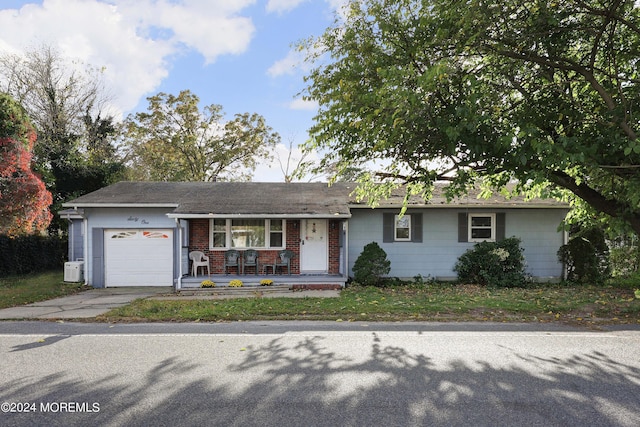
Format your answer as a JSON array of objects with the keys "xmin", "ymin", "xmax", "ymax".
[{"xmin": 0, "ymin": 287, "xmax": 170, "ymax": 320}]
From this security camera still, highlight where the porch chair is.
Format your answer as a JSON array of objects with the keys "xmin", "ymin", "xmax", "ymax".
[
  {"xmin": 189, "ymin": 251, "xmax": 210, "ymax": 277},
  {"xmin": 242, "ymin": 249, "xmax": 259, "ymax": 275},
  {"xmin": 274, "ymin": 250, "xmax": 294, "ymax": 275},
  {"xmin": 223, "ymin": 249, "xmax": 241, "ymax": 274}
]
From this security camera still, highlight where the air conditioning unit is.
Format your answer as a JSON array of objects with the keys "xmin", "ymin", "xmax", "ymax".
[{"xmin": 64, "ymin": 261, "xmax": 84, "ymax": 282}]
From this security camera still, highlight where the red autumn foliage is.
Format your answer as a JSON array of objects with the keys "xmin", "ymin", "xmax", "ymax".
[{"xmin": 0, "ymin": 95, "xmax": 53, "ymax": 236}]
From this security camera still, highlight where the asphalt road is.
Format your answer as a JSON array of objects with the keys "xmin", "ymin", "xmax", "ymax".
[{"xmin": 1, "ymin": 321, "xmax": 639, "ymax": 427}]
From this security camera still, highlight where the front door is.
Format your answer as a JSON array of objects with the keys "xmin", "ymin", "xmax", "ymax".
[{"xmin": 300, "ymin": 219, "xmax": 328, "ymax": 272}]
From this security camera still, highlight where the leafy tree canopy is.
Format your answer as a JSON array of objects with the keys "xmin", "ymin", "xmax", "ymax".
[
  {"xmin": 301, "ymin": 0, "xmax": 640, "ymax": 233},
  {"xmin": 0, "ymin": 93, "xmax": 52, "ymax": 235},
  {"xmin": 122, "ymin": 90, "xmax": 280, "ymax": 182},
  {"xmin": 0, "ymin": 45, "xmax": 124, "ymax": 233}
]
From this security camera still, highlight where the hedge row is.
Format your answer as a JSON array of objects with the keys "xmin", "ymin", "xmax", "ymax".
[{"xmin": 0, "ymin": 234, "xmax": 67, "ymax": 277}]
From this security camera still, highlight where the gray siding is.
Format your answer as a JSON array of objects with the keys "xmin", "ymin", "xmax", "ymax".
[
  {"xmin": 67, "ymin": 219, "xmax": 84, "ymax": 262},
  {"xmin": 348, "ymin": 208, "xmax": 568, "ymax": 280},
  {"xmin": 83, "ymin": 207, "xmax": 178, "ymax": 287}
]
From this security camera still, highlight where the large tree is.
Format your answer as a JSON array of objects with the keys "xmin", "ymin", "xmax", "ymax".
[
  {"xmin": 302, "ymin": 0, "xmax": 640, "ymax": 233},
  {"xmin": 122, "ymin": 90, "xmax": 280, "ymax": 182},
  {"xmin": 0, "ymin": 93, "xmax": 52, "ymax": 236},
  {"xmin": 0, "ymin": 45, "xmax": 124, "ymax": 232}
]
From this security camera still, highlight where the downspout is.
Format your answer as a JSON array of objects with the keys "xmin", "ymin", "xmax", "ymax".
[
  {"xmin": 562, "ymin": 226, "xmax": 569, "ymax": 281},
  {"xmin": 344, "ymin": 220, "xmax": 349, "ymax": 285},
  {"xmin": 175, "ymin": 218, "xmax": 182, "ymax": 290},
  {"xmin": 83, "ymin": 216, "xmax": 89, "ymax": 286}
]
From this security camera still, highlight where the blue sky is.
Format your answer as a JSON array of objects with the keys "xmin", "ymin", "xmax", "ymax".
[{"xmin": 0, "ymin": 0, "xmax": 346, "ymax": 181}]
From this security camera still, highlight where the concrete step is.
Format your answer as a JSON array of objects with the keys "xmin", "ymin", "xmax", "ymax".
[{"xmin": 177, "ymin": 285, "xmax": 292, "ymax": 296}]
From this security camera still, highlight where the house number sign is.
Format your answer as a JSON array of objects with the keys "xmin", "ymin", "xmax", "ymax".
[{"xmin": 127, "ymin": 216, "xmax": 149, "ymax": 225}]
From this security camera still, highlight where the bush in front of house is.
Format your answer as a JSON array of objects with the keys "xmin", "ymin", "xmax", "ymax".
[
  {"xmin": 352, "ymin": 241, "xmax": 391, "ymax": 286},
  {"xmin": 454, "ymin": 237, "xmax": 528, "ymax": 287},
  {"xmin": 228, "ymin": 279, "xmax": 243, "ymax": 287},
  {"xmin": 0, "ymin": 234, "xmax": 67, "ymax": 277},
  {"xmin": 200, "ymin": 280, "xmax": 216, "ymax": 288},
  {"xmin": 557, "ymin": 227, "xmax": 610, "ymax": 284}
]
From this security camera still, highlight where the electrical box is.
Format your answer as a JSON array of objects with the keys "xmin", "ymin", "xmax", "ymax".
[{"xmin": 64, "ymin": 261, "xmax": 84, "ymax": 282}]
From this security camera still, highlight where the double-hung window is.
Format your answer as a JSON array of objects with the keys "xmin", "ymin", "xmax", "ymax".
[
  {"xmin": 210, "ymin": 219, "xmax": 285, "ymax": 249},
  {"xmin": 394, "ymin": 214, "xmax": 411, "ymax": 241},
  {"xmin": 468, "ymin": 213, "xmax": 496, "ymax": 242},
  {"xmin": 383, "ymin": 212, "xmax": 422, "ymax": 243}
]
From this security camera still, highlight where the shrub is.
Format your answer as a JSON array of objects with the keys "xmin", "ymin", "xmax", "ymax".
[
  {"xmin": 608, "ymin": 233, "xmax": 640, "ymax": 277},
  {"xmin": 454, "ymin": 237, "xmax": 528, "ymax": 287},
  {"xmin": 352, "ymin": 241, "xmax": 391, "ymax": 286},
  {"xmin": 0, "ymin": 234, "xmax": 67, "ymax": 277},
  {"xmin": 260, "ymin": 279, "xmax": 274, "ymax": 286},
  {"xmin": 200, "ymin": 280, "xmax": 215, "ymax": 288},
  {"xmin": 228, "ymin": 279, "xmax": 243, "ymax": 287},
  {"xmin": 558, "ymin": 227, "xmax": 610, "ymax": 283}
]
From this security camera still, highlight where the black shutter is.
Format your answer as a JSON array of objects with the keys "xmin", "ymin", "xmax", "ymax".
[
  {"xmin": 383, "ymin": 213, "xmax": 394, "ymax": 242},
  {"xmin": 496, "ymin": 213, "xmax": 506, "ymax": 241},
  {"xmin": 411, "ymin": 213, "xmax": 423, "ymax": 242},
  {"xmin": 458, "ymin": 213, "xmax": 468, "ymax": 242}
]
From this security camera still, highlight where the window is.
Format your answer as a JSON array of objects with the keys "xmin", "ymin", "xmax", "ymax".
[
  {"xmin": 395, "ymin": 214, "xmax": 411, "ymax": 241},
  {"xmin": 269, "ymin": 219, "xmax": 283, "ymax": 247},
  {"xmin": 383, "ymin": 212, "xmax": 422, "ymax": 243},
  {"xmin": 232, "ymin": 219, "xmax": 265, "ymax": 247},
  {"xmin": 210, "ymin": 219, "xmax": 285, "ymax": 249},
  {"xmin": 469, "ymin": 213, "xmax": 495, "ymax": 242},
  {"xmin": 212, "ymin": 219, "xmax": 226, "ymax": 248}
]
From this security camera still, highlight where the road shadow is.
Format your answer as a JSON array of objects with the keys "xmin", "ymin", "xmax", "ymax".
[{"xmin": 1, "ymin": 334, "xmax": 639, "ymax": 426}]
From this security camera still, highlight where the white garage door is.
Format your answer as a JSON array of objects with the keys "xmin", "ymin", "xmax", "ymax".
[{"xmin": 104, "ymin": 229, "xmax": 174, "ymax": 287}]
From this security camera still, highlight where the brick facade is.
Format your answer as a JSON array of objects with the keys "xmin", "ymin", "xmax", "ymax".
[{"xmin": 188, "ymin": 218, "xmax": 342, "ymax": 275}]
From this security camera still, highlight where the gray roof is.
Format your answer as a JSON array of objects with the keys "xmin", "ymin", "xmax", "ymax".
[
  {"xmin": 63, "ymin": 181, "xmax": 568, "ymax": 218},
  {"xmin": 361, "ymin": 184, "xmax": 569, "ymax": 209},
  {"xmin": 63, "ymin": 181, "xmax": 356, "ymax": 218}
]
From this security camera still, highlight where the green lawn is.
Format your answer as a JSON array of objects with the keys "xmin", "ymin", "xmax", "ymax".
[
  {"xmin": 102, "ymin": 282, "xmax": 640, "ymax": 325},
  {"xmin": 0, "ymin": 270, "xmax": 87, "ymax": 309},
  {"xmin": 2, "ymin": 271, "xmax": 638, "ymax": 325}
]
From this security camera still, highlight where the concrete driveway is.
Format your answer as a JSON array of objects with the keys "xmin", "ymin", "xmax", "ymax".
[{"xmin": 0, "ymin": 287, "xmax": 170, "ymax": 320}]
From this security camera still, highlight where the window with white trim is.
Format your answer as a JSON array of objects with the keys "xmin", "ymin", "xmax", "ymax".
[
  {"xmin": 395, "ymin": 214, "xmax": 411, "ymax": 241},
  {"xmin": 212, "ymin": 219, "xmax": 226, "ymax": 248},
  {"xmin": 210, "ymin": 219, "xmax": 285, "ymax": 249},
  {"xmin": 469, "ymin": 213, "xmax": 496, "ymax": 242}
]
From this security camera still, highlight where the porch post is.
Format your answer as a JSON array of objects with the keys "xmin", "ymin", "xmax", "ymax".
[{"xmin": 176, "ymin": 218, "xmax": 182, "ymax": 290}]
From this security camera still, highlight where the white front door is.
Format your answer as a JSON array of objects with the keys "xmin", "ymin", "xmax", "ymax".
[{"xmin": 300, "ymin": 219, "xmax": 328, "ymax": 272}]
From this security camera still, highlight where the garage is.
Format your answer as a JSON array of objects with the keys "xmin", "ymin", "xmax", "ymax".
[{"xmin": 104, "ymin": 229, "xmax": 174, "ymax": 287}]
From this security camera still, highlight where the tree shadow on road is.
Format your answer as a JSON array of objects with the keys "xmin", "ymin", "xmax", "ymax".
[{"xmin": 1, "ymin": 333, "xmax": 639, "ymax": 426}]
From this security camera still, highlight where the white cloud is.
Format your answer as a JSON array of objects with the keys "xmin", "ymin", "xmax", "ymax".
[
  {"xmin": 266, "ymin": 0, "xmax": 307, "ymax": 14},
  {"xmin": 289, "ymin": 98, "xmax": 317, "ymax": 111},
  {"xmin": 266, "ymin": 49, "xmax": 304, "ymax": 77},
  {"xmin": 0, "ymin": 0, "xmax": 257, "ymax": 114}
]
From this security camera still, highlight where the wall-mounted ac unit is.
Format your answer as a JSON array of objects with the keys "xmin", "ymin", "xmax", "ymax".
[{"xmin": 64, "ymin": 261, "xmax": 84, "ymax": 282}]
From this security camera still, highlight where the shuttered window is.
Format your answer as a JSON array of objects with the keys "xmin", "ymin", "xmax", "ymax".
[
  {"xmin": 383, "ymin": 212, "xmax": 422, "ymax": 243},
  {"xmin": 458, "ymin": 213, "xmax": 505, "ymax": 242}
]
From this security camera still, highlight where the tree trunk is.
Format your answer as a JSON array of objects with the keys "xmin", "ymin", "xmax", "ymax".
[{"xmin": 549, "ymin": 171, "xmax": 640, "ymax": 236}]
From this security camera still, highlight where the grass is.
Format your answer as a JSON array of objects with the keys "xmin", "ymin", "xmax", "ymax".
[
  {"xmin": 0, "ymin": 270, "xmax": 88, "ymax": 309},
  {"xmin": 102, "ymin": 282, "xmax": 640, "ymax": 326}
]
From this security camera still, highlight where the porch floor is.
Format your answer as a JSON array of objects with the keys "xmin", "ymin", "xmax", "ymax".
[{"xmin": 179, "ymin": 273, "xmax": 347, "ymax": 289}]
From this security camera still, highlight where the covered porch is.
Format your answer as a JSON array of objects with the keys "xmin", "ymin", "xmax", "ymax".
[{"xmin": 178, "ymin": 272, "xmax": 347, "ymax": 290}]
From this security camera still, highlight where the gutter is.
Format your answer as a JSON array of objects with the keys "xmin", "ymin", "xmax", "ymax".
[
  {"xmin": 347, "ymin": 204, "xmax": 570, "ymax": 210},
  {"xmin": 62, "ymin": 203, "xmax": 180, "ymax": 209},
  {"xmin": 167, "ymin": 213, "xmax": 352, "ymax": 219}
]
